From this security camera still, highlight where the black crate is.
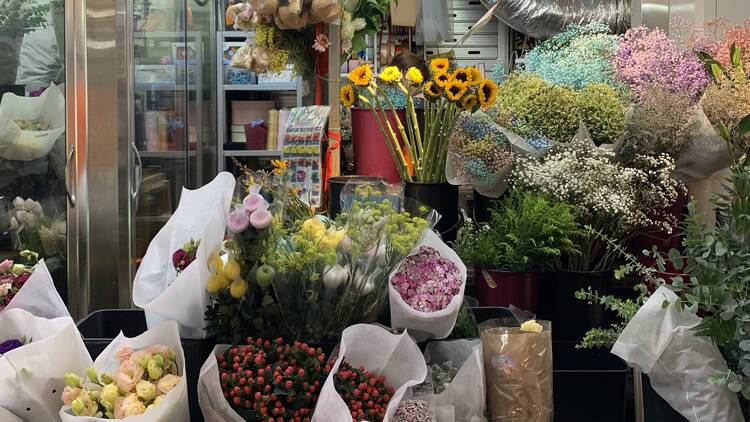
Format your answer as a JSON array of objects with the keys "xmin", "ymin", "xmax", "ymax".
[
  {"xmin": 77, "ymin": 309, "xmax": 215, "ymax": 422},
  {"xmin": 473, "ymin": 307, "xmax": 630, "ymax": 422}
]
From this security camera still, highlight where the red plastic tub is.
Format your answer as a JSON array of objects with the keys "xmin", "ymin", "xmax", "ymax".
[
  {"xmin": 474, "ymin": 268, "xmax": 541, "ymax": 313},
  {"xmin": 350, "ymin": 107, "xmax": 405, "ymax": 183}
]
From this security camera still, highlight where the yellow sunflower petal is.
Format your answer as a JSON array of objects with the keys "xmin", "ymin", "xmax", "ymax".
[
  {"xmin": 339, "ymin": 85, "xmax": 356, "ymax": 107},
  {"xmin": 445, "ymin": 81, "xmax": 468, "ymax": 102},
  {"xmin": 406, "ymin": 67, "xmax": 424, "ymax": 85},
  {"xmin": 468, "ymin": 67, "xmax": 483, "ymax": 85},
  {"xmin": 430, "ymin": 57, "xmax": 450, "ymax": 75},
  {"xmin": 424, "ymin": 81, "xmax": 441, "ymax": 100},
  {"xmin": 348, "ymin": 64, "xmax": 373, "ymax": 87},
  {"xmin": 435, "ymin": 73, "xmax": 451, "ymax": 88},
  {"xmin": 379, "ymin": 66, "xmax": 403, "ymax": 83},
  {"xmin": 478, "ymin": 79, "xmax": 499, "ymax": 108},
  {"xmin": 452, "ymin": 68, "xmax": 471, "ymax": 87},
  {"xmin": 461, "ymin": 94, "xmax": 478, "ymax": 111}
]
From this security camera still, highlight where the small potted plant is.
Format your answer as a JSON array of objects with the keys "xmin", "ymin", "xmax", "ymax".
[{"xmin": 452, "ymin": 190, "xmax": 580, "ymax": 312}]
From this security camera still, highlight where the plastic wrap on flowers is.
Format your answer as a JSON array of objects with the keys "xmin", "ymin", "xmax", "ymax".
[
  {"xmin": 388, "ymin": 230, "xmax": 467, "ymax": 341},
  {"xmin": 311, "ymin": 324, "xmax": 427, "ymax": 421},
  {"xmin": 59, "ymin": 321, "xmax": 189, "ymax": 422},
  {"xmin": 269, "ymin": 182, "xmax": 438, "ymax": 340},
  {"xmin": 132, "ymin": 172, "xmax": 235, "ymax": 339},
  {"xmin": 412, "ymin": 340, "xmax": 486, "ymax": 422},
  {"xmin": 0, "ymin": 85, "xmax": 66, "ymax": 161},
  {"xmin": 0, "ymin": 309, "xmax": 92, "ymax": 421},
  {"xmin": 479, "ymin": 0, "xmax": 629, "ymax": 40},
  {"xmin": 612, "ymin": 287, "xmax": 743, "ymax": 422},
  {"xmin": 2, "ymin": 259, "xmax": 69, "ymax": 319},
  {"xmin": 446, "ymin": 111, "xmax": 513, "ymax": 199},
  {"xmin": 480, "ymin": 319, "xmax": 553, "ymax": 422}
]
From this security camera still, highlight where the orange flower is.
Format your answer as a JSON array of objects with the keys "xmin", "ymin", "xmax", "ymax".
[{"xmin": 348, "ymin": 64, "xmax": 373, "ymax": 86}]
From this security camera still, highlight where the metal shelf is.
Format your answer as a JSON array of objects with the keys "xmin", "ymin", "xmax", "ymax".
[
  {"xmin": 222, "ymin": 31, "xmax": 252, "ymax": 38},
  {"xmin": 223, "ymin": 150, "xmax": 282, "ymax": 157},
  {"xmin": 223, "ymin": 83, "xmax": 298, "ymax": 91}
]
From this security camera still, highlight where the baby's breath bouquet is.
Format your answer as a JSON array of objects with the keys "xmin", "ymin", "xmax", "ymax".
[
  {"xmin": 340, "ymin": 60, "xmax": 499, "ymax": 183},
  {"xmin": 269, "ymin": 183, "xmax": 437, "ymax": 340}
]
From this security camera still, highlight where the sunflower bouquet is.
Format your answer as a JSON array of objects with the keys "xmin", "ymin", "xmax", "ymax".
[{"xmin": 340, "ymin": 58, "xmax": 499, "ymax": 183}]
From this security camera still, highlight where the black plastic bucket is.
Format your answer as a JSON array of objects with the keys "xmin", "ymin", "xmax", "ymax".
[
  {"xmin": 472, "ymin": 189, "xmax": 499, "ymax": 223},
  {"xmin": 77, "ymin": 309, "xmax": 215, "ymax": 422},
  {"xmin": 404, "ymin": 182, "xmax": 460, "ymax": 242},
  {"xmin": 327, "ymin": 175, "xmax": 383, "ymax": 218},
  {"xmin": 538, "ymin": 271, "xmax": 614, "ymax": 341}
]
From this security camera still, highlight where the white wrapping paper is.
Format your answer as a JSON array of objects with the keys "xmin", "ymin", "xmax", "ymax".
[
  {"xmin": 312, "ymin": 324, "xmax": 427, "ymax": 422},
  {"xmin": 0, "ymin": 309, "xmax": 92, "ymax": 422},
  {"xmin": 611, "ymin": 287, "xmax": 743, "ymax": 422},
  {"xmin": 132, "ymin": 172, "xmax": 235, "ymax": 338},
  {"xmin": 197, "ymin": 345, "xmax": 245, "ymax": 422},
  {"xmin": 0, "ymin": 85, "xmax": 65, "ymax": 161},
  {"xmin": 389, "ymin": 230, "xmax": 467, "ymax": 341},
  {"xmin": 419, "ymin": 340, "xmax": 487, "ymax": 422},
  {"xmin": 3, "ymin": 259, "xmax": 69, "ymax": 319},
  {"xmin": 59, "ymin": 321, "xmax": 189, "ymax": 422}
]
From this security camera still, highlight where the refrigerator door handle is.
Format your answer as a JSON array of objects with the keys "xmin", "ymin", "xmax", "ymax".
[
  {"xmin": 131, "ymin": 141, "xmax": 143, "ymax": 200},
  {"xmin": 65, "ymin": 144, "xmax": 76, "ymax": 208}
]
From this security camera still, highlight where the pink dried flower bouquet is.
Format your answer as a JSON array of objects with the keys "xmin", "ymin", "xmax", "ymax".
[
  {"xmin": 391, "ymin": 246, "xmax": 461, "ymax": 313},
  {"xmin": 614, "ymin": 26, "xmax": 709, "ymax": 101}
]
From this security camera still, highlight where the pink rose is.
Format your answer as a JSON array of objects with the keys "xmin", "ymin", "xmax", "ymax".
[
  {"xmin": 0, "ymin": 260, "xmax": 13, "ymax": 273},
  {"xmin": 227, "ymin": 210, "xmax": 250, "ymax": 233},
  {"xmin": 114, "ymin": 359, "xmax": 145, "ymax": 393},
  {"xmin": 113, "ymin": 396, "xmax": 125, "ymax": 419},
  {"xmin": 61, "ymin": 386, "xmax": 81, "ymax": 406},
  {"xmin": 116, "ymin": 347, "xmax": 133, "ymax": 363},
  {"xmin": 146, "ymin": 344, "xmax": 172, "ymax": 358},
  {"xmin": 156, "ymin": 374, "xmax": 181, "ymax": 394},
  {"xmin": 249, "ymin": 209, "xmax": 272, "ymax": 230}
]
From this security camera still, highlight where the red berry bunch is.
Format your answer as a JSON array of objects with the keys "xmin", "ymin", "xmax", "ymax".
[
  {"xmin": 333, "ymin": 362, "xmax": 395, "ymax": 422},
  {"xmin": 218, "ymin": 337, "xmax": 331, "ymax": 421}
]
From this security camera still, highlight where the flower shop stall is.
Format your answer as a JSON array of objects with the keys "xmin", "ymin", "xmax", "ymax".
[{"xmin": 6, "ymin": 0, "xmax": 750, "ymax": 421}]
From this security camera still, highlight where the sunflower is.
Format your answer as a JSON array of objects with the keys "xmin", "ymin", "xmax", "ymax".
[
  {"xmin": 430, "ymin": 57, "xmax": 450, "ymax": 75},
  {"xmin": 424, "ymin": 81, "xmax": 441, "ymax": 100},
  {"xmin": 348, "ymin": 64, "xmax": 373, "ymax": 86},
  {"xmin": 467, "ymin": 67, "xmax": 483, "ymax": 86},
  {"xmin": 461, "ymin": 94, "xmax": 478, "ymax": 111},
  {"xmin": 434, "ymin": 72, "xmax": 451, "ymax": 88},
  {"xmin": 445, "ymin": 80, "xmax": 468, "ymax": 102},
  {"xmin": 379, "ymin": 66, "xmax": 403, "ymax": 84},
  {"xmin": 452, "ymin": 68, "xmax": 471, "ymax": 87},
  {"xmin": 478, "ymin": 79, "xmax": 499, "ymax": 108},
  {"xmin": 406, "ymin": 67, "xmax": 424, "ymax": 85},
  {"xmin": 339, "ymin": 84, "xmax": 356, "ymax": 107}
]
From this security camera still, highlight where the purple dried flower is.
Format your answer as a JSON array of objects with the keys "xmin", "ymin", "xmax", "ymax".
[{"xmin": 0, "ymin": 338, "xmax": 25, "ymax": 354}]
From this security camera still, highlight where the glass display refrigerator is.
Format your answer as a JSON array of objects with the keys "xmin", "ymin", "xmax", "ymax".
[{"xmin": 0, "ymin": 0, "xmax": 217, "ymax": 319}]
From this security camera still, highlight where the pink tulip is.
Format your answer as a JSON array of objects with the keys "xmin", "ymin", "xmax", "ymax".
[
  {"xmin": 249, "ymin": 209, "xmax": 272, "ymax": 230},
  {"xmin": 227, "ymin": 210, "xmax": 250, "ymax": 233},
  {"xmin": 242, "ymin": 193, "xmax": 268, "ymax": 213}
]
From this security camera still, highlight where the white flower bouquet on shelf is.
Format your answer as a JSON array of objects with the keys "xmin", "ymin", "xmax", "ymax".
[{"xmin": 0, "ymin": 85, "xmax": 65, "ymax": 161}]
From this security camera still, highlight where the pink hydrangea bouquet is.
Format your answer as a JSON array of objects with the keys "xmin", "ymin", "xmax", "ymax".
[
  {"xmin": 0, "ymin": 259, "xmax": 32, "ymax": 311},
  {"xmin": 62, "ymin": 345, "xmax": 181, "ymax": 418},
  {"xmin": 391, "ymin": 246, "xmax": 462, "ymax": 312}
]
